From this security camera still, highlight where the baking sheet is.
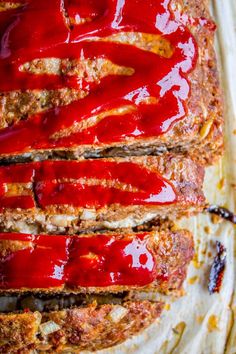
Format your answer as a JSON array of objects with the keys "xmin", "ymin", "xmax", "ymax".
[{"xmin": 92, "ymin": 1, "xmax": 236, "ymax": 353}]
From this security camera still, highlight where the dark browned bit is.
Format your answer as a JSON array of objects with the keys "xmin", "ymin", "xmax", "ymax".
[
  {"xmin": 0, "ymin": 292, "xmax": 128, "ymax": 313},
  {"xmin": 208, "ymin": 241, "xmax": 226, "ymax": 295},
  {"xmin": 206, "ymin": 205, "xmax": 236, "ymax": 224}
]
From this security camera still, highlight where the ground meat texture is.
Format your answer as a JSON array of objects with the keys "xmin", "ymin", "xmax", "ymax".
[{"xmin": 0, "ymin": 300, "xmax": 163, "ymax": 353}]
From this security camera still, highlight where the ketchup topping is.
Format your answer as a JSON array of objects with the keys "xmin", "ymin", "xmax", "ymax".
[
  {"xmin": 0, "ymin": 160, "xmax": 177, "ymax": 209},
  {"xmin": 0, "ymin": 233, "xmax": 69, "ymax": 288},
  {"xmin": 0, "ymin": 232, "xmax": 158, "ymax": 288},
  {"xmin": 0, "ymin": 0, "xmax": 198, "ymax": 155},
  {"xmin": 67, "ymin": 234, "xmax": 156, "ymax": 287}
]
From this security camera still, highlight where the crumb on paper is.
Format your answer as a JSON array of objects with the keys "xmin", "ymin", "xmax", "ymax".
[
  {"xmin": 196, "ymin": 315, "xmax": 204, "ymax": 324},
  {"xmin": 217, "ymin": 178, "xmax": 225, "ymax": 190},
  {"xmin": 188, "ymin": 276, "xmax": 200, "ymax": 285},
  {"xmin": 192, "ymin": 254, "xmax": 203, "ymax": 269},
  {"xmin": 204, "ymin": 226, "xmax": 211, "ymax": 234},
  {"xmin": 207, "ymin": 315, "xmax": 219, "ymax": 332},
  {"xmin": 210, "ymin": 214, "xmax": 223, "ymax": 224},
  {"xmin": 164, "ymin": 304, "xmax": 171, "ymax": 311}
]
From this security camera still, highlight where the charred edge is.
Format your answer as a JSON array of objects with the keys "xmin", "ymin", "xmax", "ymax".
[
  {"xmin": 208, "ymin": 241, "xmax": 226, "ymax": 295},
  {"xmin": 0, "ymin": 145, "xmax": 177, "ymax": 166},
  {"xmin": 32, "ymin": 179, "xmax": 41, "ymax": 209},
  {"xmin": 0, "ymin": 292, "xmax": 129, "ymax": 314},
  {"xmin": 133, "ymin": 217, "xmax": 174, "ymax": 232},
  {"xmin": 206, "ymin": 205, "xmax": 236, "ymax": 224}
]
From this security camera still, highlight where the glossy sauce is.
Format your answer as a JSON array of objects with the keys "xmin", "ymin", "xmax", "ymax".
[
  {"xmin": 0, "ymin": 233, "xmax": 69, "ymax": 288},
  {"xmin": 67, "ymin": 234, "xmax": 156, "ymax": 287},
  {"xmin": 0, "ymin": 232, "xmax": 158, "ymax": 288},
  {"xmin": 0, "ymin": 0, "xmax": 199, "ymax": 154},
  {"xmin": 0, "ymin": 160, "xmax": 177, "ymax": 209}
]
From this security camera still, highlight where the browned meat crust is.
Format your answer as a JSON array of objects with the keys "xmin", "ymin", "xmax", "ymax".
[
  {"xmin": 0, "ymin": 300, "xmax": 163, "ymax": 353},
  {"xmin": 0, "ymin": 155, "xmax": 205, "ymax": 233},
  {"xmin": 0, "ymin": 229, "xmax": 194, "ymax": 294},
  {"xmin": 0, "ymin": 0, "xmax": 223, "ymax": 165},
  {"xmin": 166, "ymin": 0, "xmax": 223, "ymax": 165},
  {"xmin": 0, "ymin": 312, "xmax": 41, "ymax": 353}
]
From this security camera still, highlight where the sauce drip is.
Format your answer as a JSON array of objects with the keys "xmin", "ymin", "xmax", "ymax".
[
  {"xmin": 0, "ymin": 160, "xmax": 177, "ymax": 209},
  {"xmin": 0, "ymin": 232, "xmax": 158, "ymax": 288},
  {"xmin": 0, "ymin": 0, "xmax": 198, "ymax": 155}
]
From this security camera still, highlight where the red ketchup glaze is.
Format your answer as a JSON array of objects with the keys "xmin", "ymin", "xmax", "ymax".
[
  {"xmin": 0, "ymin": 160, "xmax": 177, "ymax": 209},
  {"xmin": 0, "ymin": 233, "xmax": 157, "ymax": 289},
  {"xmin": 0, "ymin": 163, "xmax": 35, "ymax": 210},
  {"xmin": 67, "ymin": 234, "xmax": 156, "ymax": 287},
  {"xmin": 0, "ymin": 196, "xmax": 35, "ymax": 210},
  {"xmin": 0, "ymin": 0, "xmax": 198, "ymax": 154},
  {"xmin": 0, "ymin": 233, "xmax": 69, "ymax": 289},
  {"xmin": 0, "ymin": 164, "xmax": 35, "ymax": 183}
]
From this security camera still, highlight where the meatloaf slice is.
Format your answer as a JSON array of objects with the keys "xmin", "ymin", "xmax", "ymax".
[
  {"xmin": 0, "ymin": 229, "xmax": 194, "ymax": 294},
  {"xmin": 0, "ymin": 0, "xmax": 223, "ymax": 165},
  {"xmin": 0, "ymin": 300, "xmax": 163, "ymax": 353},
  {"xmin": 0, "ymin": 155, "xmax": 205, "ymax": 233}
]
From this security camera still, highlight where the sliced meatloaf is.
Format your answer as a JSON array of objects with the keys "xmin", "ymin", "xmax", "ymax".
[
  {"xmin": 0, "ymin": 229, "xmax": 194, "ymax": 294},
  {"xmin": 0, "ymin": 155, "xmax": 205, "ymax": 233},
  {"xmin": 0, "ymin": 0, "xmax": 223, "ymax": 164},
  {"xmin": 0, "ymin": 299, "xmax": 163, "ymax": 353}
]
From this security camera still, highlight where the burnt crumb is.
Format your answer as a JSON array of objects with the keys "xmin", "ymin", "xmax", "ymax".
[
  {"xmin": 206, "ymin": 205, "xmax": 236, "ymax": 224},
  {"xmin": 133, "ymin": 217, "xmax": 174, "ymax": 232},
  {"xmin": 208, "ymin": 241, "xmax": 226, "ymax": 295}
]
